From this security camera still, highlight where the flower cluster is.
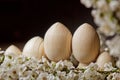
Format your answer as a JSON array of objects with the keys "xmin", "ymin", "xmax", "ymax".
[
  {"xmin": 81, "ymin": 0, "xmax": 120, "ymax": 36},
  {"xmin": 80, "ymin": 0, "xmax": 120, "ymax": 68},
  {"xmin": 0, "ymin": 52, "xmax": 120, "ymax": 80}
]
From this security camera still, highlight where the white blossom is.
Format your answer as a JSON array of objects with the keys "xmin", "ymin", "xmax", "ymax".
[
  {"xmin": 107, "ymin": 72, "xmax": 120, "ymax": 80},
  {"xmin": 81, "ymin": 0, "xmax": 120, "ymax": 36},
  {"xmin": 106, "ymin": 35, "xmax": 120, "ymax": 58}
]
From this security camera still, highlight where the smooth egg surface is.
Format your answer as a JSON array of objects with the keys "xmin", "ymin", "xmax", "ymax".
[
  {"xmin": 44, "ymin": 22, "xmax": 72, "ymax": 62},
  {"xmin": 72, "ymin": 23, "xmax": 100, "ymax": 64}
]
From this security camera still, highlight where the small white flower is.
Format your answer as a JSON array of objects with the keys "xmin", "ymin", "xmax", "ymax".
[
  {"xmin": 37, "ymin": 72, "xmax": 48, "ymax": 80},
  {"xmin": 109, "ymin": 0, "xmax": 120, "ymax": 11},
  {"xmin": 107, "ymin": 72, "xmax": 120, "ymax": 80},
  {"xmin": 104, "ymin": 62, "xmax": 116, "ymax": 71},
  {"xmin": 66, "ymin": 71, "xmax": 78, "ymax": 80},
  {"xmin": 116, "ymin": 59, "xmax": 120, "ymax": 68},
  {"xmin": 106, "ymin": 35, "xmax": 120, "ymax": 58},
  {"xmin": 56, "ymin": 71, "xmax": 66, "ymax": 80},
  {"xmin": 80, "ymin": 0, "xmax": 95, "ymax": 8},
  {"xmin": 96, "ymin": 0, "xmax": 109, "ymax": 11},
  {"xmin": 0, "ymin": 50, "xmax": 4, "ymax": 54}
]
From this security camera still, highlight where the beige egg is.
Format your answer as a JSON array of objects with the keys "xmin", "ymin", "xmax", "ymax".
[
  {"xmin": 5, "ymin": 45, "xmax": 21, "ymax": 57},
  {"xmin": 77, "ymin": 63, "xmax": 88, "ymax": 69},
  {"xmin": 23, "ymin": 36, "xmax": 45, "ymax": 59},
  {"xmin": 96, "ymin": 51, "xmax": 113, "ymax": 68},
  {"xmin": 44, "ymin": 22, "xmax": 72, "ymax": 62},
  {"xmin": 72, "ymin": 23, "xmax": 100, "ymax": 64},
  {"xmin": 39, "ymin": 41, "xmax": 47, "ymax": 59}
]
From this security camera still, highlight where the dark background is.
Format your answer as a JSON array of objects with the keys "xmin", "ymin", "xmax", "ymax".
[{"xmin": 0, "ymin": 0, "xmax": 95, "ymax": 43}]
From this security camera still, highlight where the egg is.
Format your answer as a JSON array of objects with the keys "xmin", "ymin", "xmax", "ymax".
[
  {"xmin": 72, "ymin": 23, "xmax": 100, "ymax": 64},
  {"xmin": 44, "ymin": 22, "xmax": 72, "ymax": 62},
  {"xmin": 5, "ymin": 45, "xmax": 21, "ymax": 57},
  {"xmin": 96, "ymin": 51, "xmax": 113, "ymax": 68},
  {"xmin": 22, "ymin": 36, "xmax": 46, "ymax": 59},
  {"xmin": 77, "ymin": 63, "xmax": 88, "ymax": 69},
  {"xmin": 39, "ymin": 41, "xmax": 47, "ymax": 58}
]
